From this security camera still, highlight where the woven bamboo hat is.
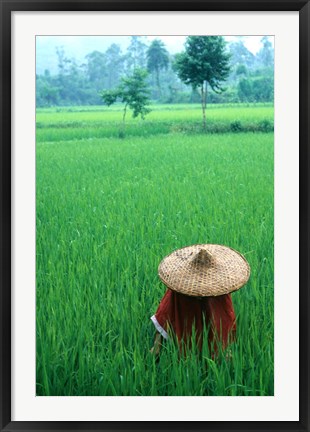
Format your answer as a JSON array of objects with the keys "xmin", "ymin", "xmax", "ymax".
[{"xmin": 158, "ymin": 244, "xmax": 250, "ymax": 297}]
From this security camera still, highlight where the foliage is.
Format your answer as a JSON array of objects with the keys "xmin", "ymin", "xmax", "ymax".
[
  {"xmin": 228, "ymin": 40, "xmax": 255, "ymax": 74},
  {"xmin": 257, "ymin": 36, "xmax": 274, "ymax": 68},
  {"xmin": 85, "ymin": 50, "xmax": 107, "ymax": 85},
  {"xmin": 36, "ymin": 37, "xmax": 274, "ymax": 107},
  {"xmin": 174, "ymin": 36, "xmax": 231, "ymax": 91},
  {"xmin": 100, "ymin": 68, "xmax": 151, "ymax": 131},
  {"xmin": 235, "ymin": 64, "xmax": 248, "ymax": 77},
  {"xmin": 238, "ymin": 67, "xmax": 274, "ymax": 103},
  {"xmin": 173, "ymin": 36, "xmax": 231, "ymax": 129},
  {"xmin": 147, "ymin": 39, "xmax": 169, "ymax": 96},
  {"xmin": 125, "ymin": 36, "xmax": 148, "ymax": 72},
  {"xmin": 36, "ymin": 72, "xmax": 60, "ymax": 106}
]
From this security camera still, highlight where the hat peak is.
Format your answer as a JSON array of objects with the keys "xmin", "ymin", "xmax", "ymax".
[{"xmin": 191, "ymin": 248, "xmax": 213, "ymax": 267}]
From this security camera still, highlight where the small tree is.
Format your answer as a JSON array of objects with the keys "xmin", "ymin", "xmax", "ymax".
[
  {"xmin": 146, "ymin": 39, "xmax": 169, "ymax": 98},
  {"xmin": 174, "ymin": 36, "xmax": 231, "ymax": 130},
  {"xmin": 100, "ymin": 68, "xmax": 151, "ymax": 136}
]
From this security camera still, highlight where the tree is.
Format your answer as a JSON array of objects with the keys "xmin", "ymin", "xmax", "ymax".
[
  {"xmin": 237, "ymin": 78, "xmax": 253, "ymax": 103},
  {"xmin": 174, "ymin": 36, "xmax": 231, "ymax": 130},
  {"xmin": 100, "ymin": 68, "xmax": 151, "ymax": 136},
  {"xmin": 126, "ymin": 36, "xmax": 148, "ymax": 72},
  {"xmin": 56, "ymin": 46, "xmax": 72, "ymax": 94},
  {"xmin": 55, "ymin": 47, "xmax": 88, "ymax": 105},
  {"xmin": 85, "ymin": 51, "xmax": 107, "ymax": 89},
  {"xmin": 146, "ymin": 39, "xmax": 169, "ymax": 98},
  {"xmin": 251, "ymin": 75, "xmax": 274, "ymax": 102},
  {"xmin": 36, "ymin": 71, "xmax": 60, "ymax": 106},
  {"xmin": 237, "ymin": 68, "xmax": 274, "ymax": 104},
  {"xmin": 256, "ymin": 36, "xmax": 274, "ymax": 68},
  {"xmin": 236, "ymin": 64, "xmax": 248, "ymax": 77},
  {"xmin": 105, "ymin": 44, "xmax": 125, "ymax": 89},
  {"xmin": 228, "ymin": 40, "xmax": 255, "ymax": 71}
]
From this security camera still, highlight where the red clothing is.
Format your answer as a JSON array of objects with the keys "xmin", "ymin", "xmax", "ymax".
[{"xmin": 151, "ymin": 289, "xmax": 236, "ymax": 353}]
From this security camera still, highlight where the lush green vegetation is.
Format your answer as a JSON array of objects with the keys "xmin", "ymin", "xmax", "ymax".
[
  {"xmin": 36, "ymin": 103, "xmax": 274, "ymax": 142},
  {"xmin": 36, "ymin": 103, "xmax": 274, "ymax": 396},
  {"xmin": 36, "ymin": 36, "xmax": 274, "ymax": 107}
]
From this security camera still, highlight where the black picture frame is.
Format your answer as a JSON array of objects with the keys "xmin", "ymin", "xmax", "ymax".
[{"xmin": 1, "ymin": 1, "xmax": 309, "ymax": 431}]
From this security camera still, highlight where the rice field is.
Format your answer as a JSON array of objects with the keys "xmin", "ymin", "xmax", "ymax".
[
  {"xmin": 36, "ymin": 103, "xmax": 273, "ymax": 142},
  {"xmin": 36, "ymin": 103, "xmax": 274, "ymax": 396}
]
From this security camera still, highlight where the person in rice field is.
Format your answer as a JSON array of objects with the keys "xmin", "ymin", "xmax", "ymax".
[{"xmin": 150, "ymin": 244, "xmax": 250, "ymax": 356}]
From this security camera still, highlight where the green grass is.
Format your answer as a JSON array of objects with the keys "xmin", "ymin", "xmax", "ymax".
[
  {"xmin": 36, "ymin": 104, "xmax": 274, "ymax": 396},
  {"xmin": 36, "ymin": 103, "xmax": 274, "ymax": 142}
]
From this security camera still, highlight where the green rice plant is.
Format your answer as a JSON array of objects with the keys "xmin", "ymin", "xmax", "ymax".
[
  {"xmin": 36, "ymin": 106, "xmax": 274, "ymax": 397},
  {"xmin": 36, "ymin": 103, "xmax": 274, "ymax": 142}
]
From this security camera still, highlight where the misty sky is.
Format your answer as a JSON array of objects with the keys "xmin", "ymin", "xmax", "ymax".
[{"xmin": 36, "ymin": 35, "xmax": 274, "ymax": 75}]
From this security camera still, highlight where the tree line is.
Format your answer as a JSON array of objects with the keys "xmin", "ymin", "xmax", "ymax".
[{"xmin": 36, "ymin": 36, "xmax": 274, "ymax": 107}]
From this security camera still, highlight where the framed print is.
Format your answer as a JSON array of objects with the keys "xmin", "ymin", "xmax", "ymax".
[{"xmin": 1, "ymin": 0, "xmax": 309, "ymax": 431}]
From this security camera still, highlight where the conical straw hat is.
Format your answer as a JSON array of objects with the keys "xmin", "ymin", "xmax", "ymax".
[{"xmin": 158, "ymin": 244, "xmax": 250, "ymax": 297}]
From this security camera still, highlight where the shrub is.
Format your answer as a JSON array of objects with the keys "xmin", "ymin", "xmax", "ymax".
[
  {"xmin": 258, "ymin": 119, "xmax": 273, "ymax": 132},
  {"xmin": 230, "ymin": 121, "xmax": 243, "ymax": 132}
]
